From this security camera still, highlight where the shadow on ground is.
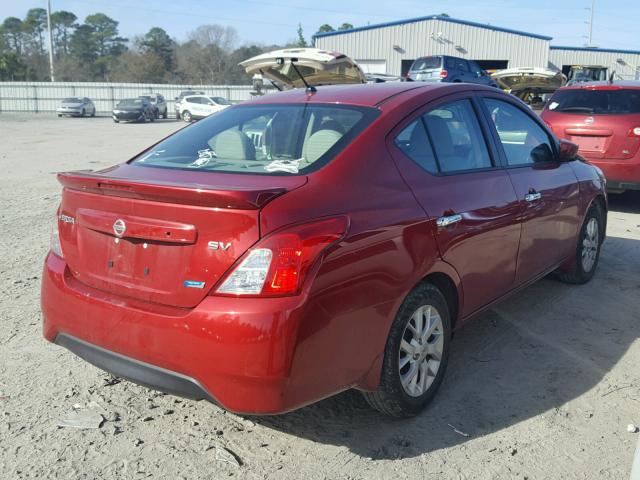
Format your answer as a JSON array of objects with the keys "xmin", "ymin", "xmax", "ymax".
[{"xmin": 252, "ymin": 196, "xmax": 640, "ymax": 460}]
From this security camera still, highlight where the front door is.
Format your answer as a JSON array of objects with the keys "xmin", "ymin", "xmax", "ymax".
[
  {"xmin": 389, "ymin": 95, "xmax": 521, "ymax": 318},
  {"xmin": 481, "ymin": 97, "xmax": 581, "ymax": 284}
]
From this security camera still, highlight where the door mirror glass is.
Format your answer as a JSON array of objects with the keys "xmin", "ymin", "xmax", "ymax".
[{"xmin": 558, "ymin": 139, "xmax": 579, "ymax": 161}]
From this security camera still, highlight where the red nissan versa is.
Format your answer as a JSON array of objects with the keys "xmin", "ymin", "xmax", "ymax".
[
  {"xmin": 41, "ymin": 82, "xmax": 607, "ymax": 417},
  {"xmin": 541, "ymin": 81, "xmax": 640, "ymax": 192}
]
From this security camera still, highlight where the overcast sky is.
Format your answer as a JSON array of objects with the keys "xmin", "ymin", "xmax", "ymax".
[{"xmin": 2, "ymin": 0, "xmax": 638, "ymax": 50}]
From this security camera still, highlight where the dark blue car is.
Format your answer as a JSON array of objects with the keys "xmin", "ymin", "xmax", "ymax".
[{"xmin": 406, "ymin": 55, "xmax": 498, "ymax": 87}]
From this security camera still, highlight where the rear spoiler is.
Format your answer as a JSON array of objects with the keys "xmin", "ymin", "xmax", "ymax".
[{"xmin": 57, "ymin": 171, "xmax": 287, "ymax": 209}]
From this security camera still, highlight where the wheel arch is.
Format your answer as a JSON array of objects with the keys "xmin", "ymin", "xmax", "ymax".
[{"xmin": 421, "ymin": 271, "xmax": 461, "ymax": 330}]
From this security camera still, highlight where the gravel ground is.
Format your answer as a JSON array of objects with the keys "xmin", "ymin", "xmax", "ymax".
[{"xmin": 1, "ymin": 113, "xmax": 639, "ymax": 480}]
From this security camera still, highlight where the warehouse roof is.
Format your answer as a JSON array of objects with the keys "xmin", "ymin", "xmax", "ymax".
[
  {"xmin": 550, "ymin": 45, "xmax": 640, "ymax": 55},
  {"xmin": 313, "ymin": 15, "xmax": 553, "ymax": 41}
]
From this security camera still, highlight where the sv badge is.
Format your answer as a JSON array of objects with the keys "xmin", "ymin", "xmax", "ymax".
[{"xmin": 208, "ymin": 241, "xmax": 231, "ymax": 251}]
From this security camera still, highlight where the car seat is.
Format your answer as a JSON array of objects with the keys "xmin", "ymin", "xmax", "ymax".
[{"xmin": 213, "ymin": 129, "xmax": 256, "ymax": 160}]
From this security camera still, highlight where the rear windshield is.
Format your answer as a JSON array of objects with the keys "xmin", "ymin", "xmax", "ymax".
[
  {"xmin": 548, "ymin": 89, "xmax": 640, "ymax": 114},
  {"xmin": 411, "ymin": 57, "xmax": 442, "ymax": 71},
  {"xmin": 131, "ymin": 104, "xmax": 379, "ymax": 175}
]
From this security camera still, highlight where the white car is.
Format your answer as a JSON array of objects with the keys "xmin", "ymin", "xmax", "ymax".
[{"xmin": 178, "ymin": 95, "xmax": 231, "ymax": 122}]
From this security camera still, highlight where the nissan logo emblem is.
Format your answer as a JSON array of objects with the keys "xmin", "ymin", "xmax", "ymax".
[
  {"xmin": 113, "ymin": 219, "xmax": 126, "ymax": 237},
  {"xmin": 584, "ymin": 116, "xmax": 595, "ymax": 125}
]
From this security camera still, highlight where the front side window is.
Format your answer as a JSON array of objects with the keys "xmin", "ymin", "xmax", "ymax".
[
  {"xmin": 395, "ymin": 99, "xmax": 492, "ymax": 173},
  {"xmin": 131, "ymin": 104, "xmax": 378, "ymax": 175},
  {"xmin": 484, "ymin": 98, "xmax": 555, "ymax": 165}
]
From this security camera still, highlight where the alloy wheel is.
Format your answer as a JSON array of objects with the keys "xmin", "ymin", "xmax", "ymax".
[
  {"xmin": 581, "ymin": 217, "xmax": 599, "ymax": 272},
  {"xmin": 399, "ymin": 305, "xmax": 444, "ymax": 397}
]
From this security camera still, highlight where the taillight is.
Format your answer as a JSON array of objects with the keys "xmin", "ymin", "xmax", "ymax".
[
  {"xmin": 628, "ymin": 127, "xmax": 640, "ymax": 137},
  {"xmin": 215, "ymin": 217, "xmax": 348, "ymax": 297},
  {"xmin": 50, "ymin": 212, "xmax": 64, "ymax": 258},
  {"xmin": 440, "ymin": 69, "xmax": 448, "ymax": 78}
]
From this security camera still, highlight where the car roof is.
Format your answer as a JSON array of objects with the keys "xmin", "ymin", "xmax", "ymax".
[
  {"xmin": 244, "ymin": 82, "xmax": 454, "ymax": 107},
  {"xmin": 560, "ymin": 81, "xmax": 640, "ymax": 91}
]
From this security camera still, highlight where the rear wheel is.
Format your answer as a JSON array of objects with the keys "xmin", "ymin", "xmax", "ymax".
[
  {"xmin": 91, "ymin": 108, "xmax": 95, "ymax": 117},
  {"xmin": 81, "ymin": 108, "xmax": 85, "ymax": 117},
  {"xmin": 556, "ymin": 202, "xmax": 604, "ymax": 284},
  {"xmin": 362, "ymin": 283, "xmax": 451, "ymax": 417},
  {"xmin": 182, "ymin": 110, "xmax": 192, "ymax": 122}
]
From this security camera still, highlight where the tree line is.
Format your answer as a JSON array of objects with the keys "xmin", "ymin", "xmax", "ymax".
[{"xmin": 0, "ymin": 7, "xmax": 353, "ymax": 84}]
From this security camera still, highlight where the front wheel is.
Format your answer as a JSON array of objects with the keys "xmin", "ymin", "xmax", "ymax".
[
  {"xmin": 162, "ymin": 109, "xmax": 168, "ymax": 119},
  {"xmin": 182, "ymin": 110, "xmax": 192, "ymax": 122},
  {"xmin": 362, "ymin": 283, "xmax": 451, "ymax": 417},
  {"xmin": 556, "ymin": 202, "xmax": 604, "ymax": 284}
]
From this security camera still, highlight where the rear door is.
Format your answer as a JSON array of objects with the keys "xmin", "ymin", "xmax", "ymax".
[
  {"xmin": 481, "ymin": 96, "xmax": 581, "ymax": 284},
  {"xmin": 388, "ymin": 94, "xmax": 521, "ymax": 318}
]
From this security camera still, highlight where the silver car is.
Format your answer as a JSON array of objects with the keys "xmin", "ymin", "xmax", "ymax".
[{"xmin": 56, "ymin": 97, "xmax": 96, "ymax": 117}]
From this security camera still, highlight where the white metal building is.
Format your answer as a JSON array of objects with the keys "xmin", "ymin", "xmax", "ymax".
[
  {"xmin": 549, "ymin": 46, "xmax": 640, "ymax": 80},
  {"xmin": 313, "ymin": 15, "xmax": 640, "ymax": 80}
]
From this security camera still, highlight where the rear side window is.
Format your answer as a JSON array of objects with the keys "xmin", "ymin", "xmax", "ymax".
[
  {"xmin": 548, "ymin": 89, "xmax": 640, "ymax": 114},
  {"xmin": 412, "ymin": 57, "xmax": 442, "ymax": 71},
  {"xmin": 394, "ymin": 120, "xmax": 438, "ymax": 173},
  {"xmin": 484, "ymin": 98, "xmax": 554, "ymax": 165},
  {"xmin": 454, "ymin": 58, "xmax": 469, "ymax": 72},
  {"xmin": 395, "ymin": 99, "xmax": 492, "ymax": 174},
  {"xmin": 131, "ymin": 104, "xmax": 379, "ymax": 175}
]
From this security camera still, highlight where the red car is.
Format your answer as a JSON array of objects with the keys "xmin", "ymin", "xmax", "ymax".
[
  {"xmin": 541, "ymin": 81, "xmax": 640, "ymax": 192},
  {"xmin": 42, "ymin": 82, "xmax": 607, "ymax": 417}
]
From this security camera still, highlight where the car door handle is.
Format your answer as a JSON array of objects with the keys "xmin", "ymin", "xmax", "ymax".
[
  {"xmin": 525, "ymin": 192, "xmax": 542, "ymax": 202},
  {"xmin": 436, "ymin": 214, "xmax": 462, "ymax": 228}
]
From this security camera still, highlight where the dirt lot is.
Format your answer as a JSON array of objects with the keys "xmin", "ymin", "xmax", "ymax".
[{"xmin": 1, "ymin": 114, "xmax": 639, "ymax": 479}]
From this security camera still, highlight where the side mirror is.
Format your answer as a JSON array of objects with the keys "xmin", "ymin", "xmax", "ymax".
[{"xmin": 559, "ymin": 139, "xmax": 579, "ymax": 162}]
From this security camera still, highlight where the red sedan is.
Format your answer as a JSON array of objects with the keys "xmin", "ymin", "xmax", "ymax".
[
  {"xmin": 541, "ymin": 81, "xmax": 640, "ymax": 192},
  {"xmin": 41, "ymin": 82, "xmax": 607, "ymax": 417}
]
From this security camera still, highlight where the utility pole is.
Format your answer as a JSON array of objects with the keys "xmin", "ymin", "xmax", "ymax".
[
  {"xmin": 587, "ymin": 0, "xmax": 595, "ymax": 46},
  {"xmin": 46, "ymin": 0, "xmax": 55, "ymax": 82}
]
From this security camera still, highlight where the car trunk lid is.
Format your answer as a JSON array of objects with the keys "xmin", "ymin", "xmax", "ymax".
[
  {"xmin": 546, "ymin": 113, "xmax": 640, "ymax": 160},
  {"xmin": 57, "ymin": 166, "xmax": 306, "ymax": 308}
]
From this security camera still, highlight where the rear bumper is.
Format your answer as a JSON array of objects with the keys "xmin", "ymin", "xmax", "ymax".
[
  {"xmin": 55, "ymin": 333, "xmax": 216, "ymax": 402},
  {"xmin": 584, "ymin": 157, "xmax": 640, "ymax": 190},
  {"xmin": 41, "ymin": 253, "xmax": 312, "ymax": 414}
]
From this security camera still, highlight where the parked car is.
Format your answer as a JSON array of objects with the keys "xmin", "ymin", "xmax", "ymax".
[
  {"xmin": 491, "ymin": 67, "xmax": 566, "ymax": 106},
  {"xmin": 406, "ymin": 55, "xmax": 498, "ymax": 87},
  {"xmin": 112, "ymin": 98, "xmax": 155, "ymax": 123},
  {"xmin": 178, "ymin": 95, "xmax": 231, "ymax": 122},
  {"xmin": 541, "ymin": 81, "xmax": 640, "ymax": 192},
  {"xmin": 174, "ymin": 90, "xmax": 205, "ymax": 118},
  {"xmin": 42, "ymin": 82, "xmax": 607, "ymax": 417},
  {"xmin": 139, "ymin": 94, "xmax": 168, "ymax": 119},
  {"xmin": 240, "ymin": 48, "xmax": 366, "ymax": 90},
  {"xmin": 56, "ymin": 97, "xmax": 96, "ymax": 117}
]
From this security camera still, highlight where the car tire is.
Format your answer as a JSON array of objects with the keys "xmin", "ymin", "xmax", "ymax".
[
  {"xmin": 57, "ymin": 114, "xmax": 62, "ymax": 117},
  {"xmin": 556, "ymin": 202, "xmax": 604, "ymax": 284},
  {"xmin": 81, "ymin": 108, "xmax": 85, "ymax": 117},
  {"xmin": 182, "ymin": 111, "xmax": 192, "ymax": 122},
  {"xmin": 362, "ymin": 283, "xmax": 451, "ymax": 417},
  {"xmin": 162, "ymin": 109, "xmax": 168, "ymax": 119},
  {"xmin": 149, "ymin": 112, "xmax": 155, "ymax": 122},
  {"xmin": 113, "ymin": 118, "xmax": 119, "ymax": 123},
  {"xmin": 91, "ymin": 109, "xmax": 95, "ymax": 117}
]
